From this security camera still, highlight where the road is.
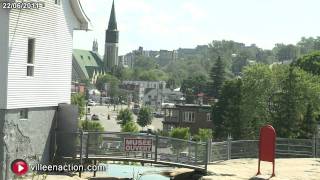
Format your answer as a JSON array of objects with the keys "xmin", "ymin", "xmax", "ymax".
[{"xmin": 85, "ymin": 105, "xmax": 164, "ymax": 132}]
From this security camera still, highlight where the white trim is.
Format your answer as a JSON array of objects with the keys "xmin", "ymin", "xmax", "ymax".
[{"xmin": 70, "ymin": 0, "xmax": 92, "ymax": 30}]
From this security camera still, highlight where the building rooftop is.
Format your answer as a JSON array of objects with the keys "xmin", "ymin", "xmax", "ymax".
[{"xmin": 73, "ymin": 49, "xmax": 104, "ymax": 79}]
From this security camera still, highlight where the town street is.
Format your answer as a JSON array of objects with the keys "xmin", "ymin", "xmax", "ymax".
[{"xmin": 85, "ymin": 105, "xmax": 163, "ymax": 132}]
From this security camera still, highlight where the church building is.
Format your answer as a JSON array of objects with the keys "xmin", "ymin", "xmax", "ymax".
[{"xmin": 72, "ymin": 0, "xmax": 120, "ymax": 83}]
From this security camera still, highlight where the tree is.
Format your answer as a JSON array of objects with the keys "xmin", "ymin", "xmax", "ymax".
[
  {"xmin": 300, "ymin": 104, "xmax": 318, "ymax": 138},
  {"xmin": 169, "ymin": 127, "xmax": 190, "ymax": 140},
  {"xmin": 80, "ymin": 121, "xmax": 104, "ymax": 131},
  {"xmin": 181, "ymin": 74, "xmax": 209, "ymax": 103},
  {"xmin": 231, "ymin": 53, "xmax": 249, "ymax": 75},
  {"xmin": 137, "ymin": 106, "xmax": 153, "ymax": 128},
  {"xmin": 134, "ymin": 56, "xmax": 157, "ymax": 70},
  {"xmin": 71, "ymin": 93, "xmax": 85, "ymax": 119},
  {"xmin": 293, "ymin": 51, "xmax": 320, "ymax": 75},
  {"xmin": 80, "ymin": 121, "xmax": 105, "ymax": 147},
  {"xmin": 121, "ymin": 121, "xmax": 139, "ymax": 133},
  {"xmin": 213, "ymin": 79, "xmax": 243, "ymax": 139},
  {"xmin": 169, "ymin": 127, "xmax": 190, "ymax": 159},
  {"xmin": 116, "ymin": 108, "xmax": 133, "ymax": 125},
  {"xmin": 273, "ymin": 43, "xmax": 299, "ymax": 63},
  {"xmin": 194, "ymin": 129, "xmax": 213, "ymax": 142},
  {"xmin": 271, "ymin": 66, "xmax": 320, "ymax": 138},
  {"xmin": 240, "ymin": 64, "xmax": 274, "ymax": 138},
  {"xmin": 210, "ymin": 56, "xmax": 225, "ymax": 98},
  {"xmin": 95, "ymin": 74, "xmax": 120, "ymax": 98}
]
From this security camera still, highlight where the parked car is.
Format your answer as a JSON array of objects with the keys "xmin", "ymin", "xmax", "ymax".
[
  {"xmin": 109, "ymin": 141, "xmax": 121, "ymax": 150},
  {"xmin": 153, "ymin": 111, "xmax": 164, "ymax": 118},
  {"xmin": 91, "ymin": 114, "xmax": 99, "ymax": 120},
  {"xmin": 88, "ymin": 100, "xmax": 97, "ymax": 106}
]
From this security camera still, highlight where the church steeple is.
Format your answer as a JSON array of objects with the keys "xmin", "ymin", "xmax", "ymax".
[
  {"xmin": 92, "ymin": 39, "xmax": 98, "ymax": 53},
  {"xmin": 104, "ymin": 0, "xmax": 119, "ymax": 71},
  {"xmin": 108, "ymin": 0, "xmax": 117, "ymax": 30},
  {"xmin": 105, "ymin": 0, "xmax": 119, "ymax": 43}
]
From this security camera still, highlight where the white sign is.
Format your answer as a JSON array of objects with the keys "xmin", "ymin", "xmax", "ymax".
[{"xmin": 124, "ymin": 138, "xmax": 152, "ymax": 152}]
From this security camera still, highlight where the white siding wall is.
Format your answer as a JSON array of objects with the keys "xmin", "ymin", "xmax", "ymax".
[
  {"xmin": 7, "ymin": 0, "xmax": 81, "ymax": 109},
  {"xmin": 0, "ymin": 9, "xmax": 9, "ymax": 109}
]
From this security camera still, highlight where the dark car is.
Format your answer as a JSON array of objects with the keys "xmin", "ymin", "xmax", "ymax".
[{"xmin": 91, "ymin": 114, "xmax": 99, "ymax": 120}]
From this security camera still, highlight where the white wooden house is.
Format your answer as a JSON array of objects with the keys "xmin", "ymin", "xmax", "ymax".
[{"xmin": 0, "ymin": 0, "xmax": 90, "ymax": 178}]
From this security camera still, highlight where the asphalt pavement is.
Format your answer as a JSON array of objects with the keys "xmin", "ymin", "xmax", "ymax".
[{"xmin": 85, "ymin": 105, "xmax": 164, "ymax": 132}]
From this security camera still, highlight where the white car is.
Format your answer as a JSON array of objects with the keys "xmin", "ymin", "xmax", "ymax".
[{"xmin": 88, "ymin": 101, "xmax": 97, "ymax": 106}]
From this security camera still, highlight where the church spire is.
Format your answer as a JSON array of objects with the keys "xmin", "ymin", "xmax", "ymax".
[
  {"xmin": 107, "ymin": 0, "xmax": 117, "ymax": 30},
  {"xmin": 92, "ymin": 39, "xmax": 98, "ymax": 53}
]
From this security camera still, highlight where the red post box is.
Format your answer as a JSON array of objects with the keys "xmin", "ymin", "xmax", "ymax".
[{"xmin": 257, "ymin": 125, "xmax": 276, "ymax": 177}]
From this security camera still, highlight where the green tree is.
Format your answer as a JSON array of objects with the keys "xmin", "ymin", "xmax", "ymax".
[
  {"xmin": 293, "ymin": 51, "xmax": 320, "ymax": 75},
  {"xmin": 271, "ymin": 67, "xmax": 303, "ymax": 138},
  {"xmin": 80, "ymin": 121, "xmax": 105, "ymax": 147},
  {"xmin": 231, "ymin": 53, "xmax": 249, "ymax": 75},
  {"xmin": 210, "ymin": 56, "xmax": 226, "ymax": 98},
  {"xmin": 169, "ymin": 127, "xmax": 190, "ymax": 159},
  {"xmin": 273, "ymin": 43, "xmax": 299, "ymax": 63},
  {"xmin": 194, "ymin": 129, "xmax": 213, "ymax": 142},
  {"xmin": 137, "ymin": 106, "xmax": 153, "ymax": 128},
  {"xmin": 271, "ymin": 66, "xmax": 320, "ymax": 138},
  {"xmin": 71, "ymin": 93, "xmax": 85, "ymax": 119},
  {"xmin": 213, "ymin": 79, "xmax": 243, "ymax": 139},
  {"xmin": 95, "ymin": 74, "xmax": 120, "ymax": 98},
  {"xmin": 80, "ymin": 121, "xmax": 104, "ymax": 131},
  {"xmin": 300, "ymin": 104, "xmax": 318, "ymax": 138},
  {"xmin": 240, "ymin": 64, "xmax": 274, "ymax": 138},
  {"xmin": 121, "ymin": 121, "xmax": 139, "ymax": 133},
  {"xmin": 169, "ymin": 127, "xmax": 190, "ymax": 140},
  {"xmin": 116, "ymin": 108, "xmax": 133, "ymax": 125},
  {"xmin": 134, "ymin": 56, "xmax": 157, "ymax": 70}
]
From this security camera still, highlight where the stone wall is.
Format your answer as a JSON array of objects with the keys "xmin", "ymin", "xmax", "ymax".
[{"xmin": 0, "ymin": 106, "xmax": 57, "ymax": 179}]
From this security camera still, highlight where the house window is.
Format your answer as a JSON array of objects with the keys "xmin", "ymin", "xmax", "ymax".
[
  {"xmin": 88, "ymin": 56, "xmax": 91, "ymax": 60},
  {"xmin": 183, "ymin": 111, "xmax": 195, "ymax": 122},
  {"xmin": 27, "ymin": 38, "xmax": 35, "ymax": 77},
  {"xmin": 80, "ymin": 55, "xmax": 83, "ymax": 59},
  {"xmin": 19, "ymin": 109, "xmax": 28, "ymax": 120},
  {"xmin": 207, "ymin": 113, "xmax": 212, "ymax": 121},
  {"xmin": 55, "ymin": 0, "xmax": 61, "ymax": 5}
]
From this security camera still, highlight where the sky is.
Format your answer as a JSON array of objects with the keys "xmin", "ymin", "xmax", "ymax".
[{"xmin": 73, "ymin": 0, "xmax": 320, "ymax": 56}]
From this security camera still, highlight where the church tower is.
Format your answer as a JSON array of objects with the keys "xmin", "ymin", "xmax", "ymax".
[
  {"xmin": 92, "ymin": 39, "xmax": 98, "ymax": 53},
  {"xmin": 104, "ymin": 0, "xmax": 119, "ymax": 71}
]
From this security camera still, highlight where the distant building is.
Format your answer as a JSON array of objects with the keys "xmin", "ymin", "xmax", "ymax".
[
  {"xmin": 143, "ymin": 88, "xmax": 183, "ymax": 110},
  {"xmin": 121, "ymin": 47, "xmax": 158, "ymax": 68},
  {"xmin": 162, "ymin": 104, "xmax": 213, "ymax": 134},
  {"xmin": 177, "ymin": 45, "xmax": 209, "ymax": 60},
  {"xmin": 119, "ymin": 83, "xmax": 145, "ymax": 103},
  {"xmin": 0, "ymin": 0, "xmax": 90, "ymax": 178},
  {"xmin": 71, "ymin": 82, "xmax": 86, "ymax": 94},
  {"xmin": 157, "ymin": 50, "xmax": 177, "ymax": 66},
  {"xmin": 104, "ymin": 0, "xmax": 119, "ymax": 71},
  {"xmin": 120, "ymin": 81, "xmax": 167, "ymax": 105}
]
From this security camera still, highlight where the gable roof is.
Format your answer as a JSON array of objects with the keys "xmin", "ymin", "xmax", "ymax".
[{"xmin": 73, "ymin": 49, "xmax": 104, "ymax": 80}]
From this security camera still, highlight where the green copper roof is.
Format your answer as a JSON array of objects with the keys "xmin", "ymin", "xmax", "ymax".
[
  {"xmin": 73, "ymin": 49, "xmax": 104, "ymax": 79},
  {"xmin": 107, "ymin": 0, "xmax": 117, "ymax": 30}
]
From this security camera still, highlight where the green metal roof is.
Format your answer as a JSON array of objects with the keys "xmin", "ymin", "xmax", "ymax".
[{"xmin": 73, "ymin": 49, "xmax": 104, "ymax": 79}]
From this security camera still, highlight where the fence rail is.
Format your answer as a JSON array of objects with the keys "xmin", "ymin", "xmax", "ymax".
[
  {"xmin": 55, "ymin": 131, "xmax": 319, "ymax": 170},
  {"xmin": 55, "ymin": 131, "xmax": 208, "ymax": 171},
  {"xmin": 209, "ymin": 136, "xmax": 319, "ymax": 163}
]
